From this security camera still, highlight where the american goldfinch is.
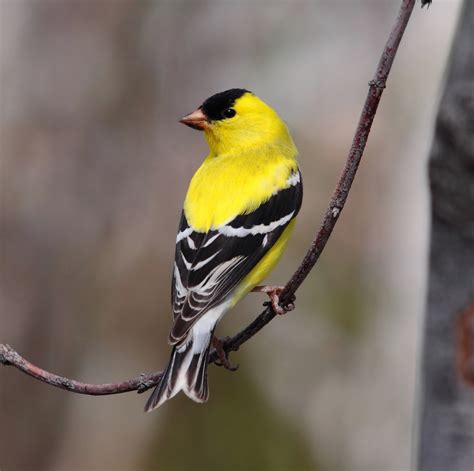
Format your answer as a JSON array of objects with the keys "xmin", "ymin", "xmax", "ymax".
[{"xmin": 145, "ymin": 89, "xmax": 302, "ymax": 411}]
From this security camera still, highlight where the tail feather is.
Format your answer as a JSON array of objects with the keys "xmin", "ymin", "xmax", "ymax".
[
  {"xmin": 184, "ymin": 342, "xmax": 211, "ymax": 402},
  {"xmin": 144, "ymin": 335, "xmax": 212, "ymax": 412}
]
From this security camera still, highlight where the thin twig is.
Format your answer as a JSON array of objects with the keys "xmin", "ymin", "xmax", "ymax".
[
  {"xmin": 1, "ymin": 0, "xmax": 418, "ymax": 396},
  {"xmin": 0, "ymin": 344, "xmax": 162, "ymax": 395},
  {"xmin": 215, "ymin": 0, "xmax": 417, "ymax": 359}
]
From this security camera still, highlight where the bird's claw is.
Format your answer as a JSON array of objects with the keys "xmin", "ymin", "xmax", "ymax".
[
  {"xmin": 212, "ymin": 336, "xmax": 239, "ymax": 371},
  {"xmin": 255, "ymin": 285, "xmax": 296, "ymax": 315}
]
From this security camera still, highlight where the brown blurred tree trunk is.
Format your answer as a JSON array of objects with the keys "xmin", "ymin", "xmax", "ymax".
[{"xmin": 418, "ymin": 2, "xmax": 474, "ymax": 469}]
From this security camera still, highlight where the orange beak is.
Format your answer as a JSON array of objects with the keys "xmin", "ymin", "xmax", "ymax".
[{"xmin": 179, "ymin": 108, "xmax": 209, "ymax": 131}]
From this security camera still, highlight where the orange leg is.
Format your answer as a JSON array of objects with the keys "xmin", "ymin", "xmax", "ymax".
[
  {"xmin": 212, "ymin": 336, "xmax": 239, "ymax": 371},
  {"xmin": 252, "ymin": 285, "xmax": 295, "ymax": 315}
]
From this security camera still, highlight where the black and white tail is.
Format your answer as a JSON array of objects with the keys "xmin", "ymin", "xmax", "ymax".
[{"xmin": 144, "ymin": 333, "xmax": 213, "ymax": 412}]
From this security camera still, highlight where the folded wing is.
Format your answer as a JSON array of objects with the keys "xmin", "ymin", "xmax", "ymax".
[{"xmin": 170, "ymin": 170, "xmax": 303, "ymax": 346}]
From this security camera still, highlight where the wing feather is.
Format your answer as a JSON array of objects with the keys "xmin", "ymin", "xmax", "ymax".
[{"xmin": 170, "ymin": 170, "xmax": 302, "ymax": 345}]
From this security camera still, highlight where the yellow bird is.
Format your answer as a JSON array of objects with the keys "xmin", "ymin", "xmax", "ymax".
[{"xmin": 145, "ymin": 89, "xmax": 302, "ymax": 411}]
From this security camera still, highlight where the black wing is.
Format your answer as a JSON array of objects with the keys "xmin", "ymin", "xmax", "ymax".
[{"xmin": 170, "ymin": 170, "xmax": 303, "ymax": 345}]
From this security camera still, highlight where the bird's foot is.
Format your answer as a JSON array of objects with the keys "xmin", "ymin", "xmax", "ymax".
[
  {"xmin": 212, "ymin": 336, "xmax": 239, "ymax": 371},
  {"xmin": 252, "ymin": 285, "xmax": 296, "ymax": 315}
]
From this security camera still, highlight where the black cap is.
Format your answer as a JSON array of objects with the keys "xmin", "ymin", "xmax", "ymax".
[{"xmin": 201, "ymin": 88, "xmax": 251, "ymax": 121}]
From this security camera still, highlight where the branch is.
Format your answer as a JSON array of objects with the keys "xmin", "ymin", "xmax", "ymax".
[
  {"xmin": 1, "ymin": 0, "xmax": 418, "ymax": 396},
  {"xmin": 213, "ymin": 0, "xmax": 417, "ymax": 359},
  {"xmin": 0, "ymin": 344, "xmax": 162, "ymax": 395}
]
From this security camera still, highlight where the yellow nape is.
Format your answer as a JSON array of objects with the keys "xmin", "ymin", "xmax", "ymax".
[
  {"xmin": 184, "ymin": 92, "xmax": 298, "ymax": 231},
  {"xmin": 230, "ymin": 219, "xmax": 297, "ymax": 306}
]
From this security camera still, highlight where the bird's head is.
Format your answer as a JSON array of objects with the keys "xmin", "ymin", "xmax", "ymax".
[{"xmin": 180, "ymin": 89, "xmax": 295, "ymax": 156}]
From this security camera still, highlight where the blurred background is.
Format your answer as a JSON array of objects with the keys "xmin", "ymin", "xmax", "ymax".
[{"xmin": 0, "ymin": 1, "xmax": 462, "ymax": 470}]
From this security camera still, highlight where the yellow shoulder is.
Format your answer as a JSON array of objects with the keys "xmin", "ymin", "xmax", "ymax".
[{"xmin": 184, "ymin": 152, "xmax": 298, "ymax": 232}]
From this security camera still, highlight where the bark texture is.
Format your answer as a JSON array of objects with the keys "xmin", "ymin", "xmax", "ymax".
[{"xmin": 418, "ymin": 2, "xmax": 474, "ymax": 470}]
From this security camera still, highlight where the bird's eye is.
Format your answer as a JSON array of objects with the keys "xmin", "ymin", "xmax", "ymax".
[{"xmin": 222, "ymin": 108, "xmax": 236, "ymax": 119}]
